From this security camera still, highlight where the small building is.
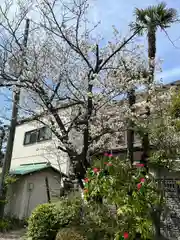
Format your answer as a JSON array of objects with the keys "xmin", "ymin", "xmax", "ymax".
[
  {"xmin": 5, "ymin": 162, "xmax": 65, "ymax": 219},
  {"xmin": 4, "ymin": 107, "xmax": 75, "ymax": 219},
  {"xmin": 10, "ymin": 117, "xmax": 70, "ymax": 175}
]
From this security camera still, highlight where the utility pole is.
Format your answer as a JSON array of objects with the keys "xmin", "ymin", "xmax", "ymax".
[
  {"xmin": 0, "ymin": 19, "xmax": 30, "ymax": 217},
  {"xmin": 0, "ymin": 125, "xmax": 5, "ymax": 166}
]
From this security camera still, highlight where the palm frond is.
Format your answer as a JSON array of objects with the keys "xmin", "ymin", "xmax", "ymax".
[
  {"xmin": 134, "ymin": 8, "xmax": 149, "ymax": 25},
  {"xmin": 155, "ymin": 2, "xmax": 178, "ymax": 28},
  {"xmin": 132, "ymin": 2, "xmax": 178, "ymax": 31},
  {"xmin": 129, "ymin": 22, "xmax": 145, "ymax": 35}
]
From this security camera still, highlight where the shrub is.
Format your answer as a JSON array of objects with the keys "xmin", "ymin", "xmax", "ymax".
[
  {"xmin": 55, "ymin": 228, "xmax": 86, "ymax": 240},
  {"xmin": 81, "ymin": 203, "xmax": 117, "ymax": 240},
  {"xmin": 27, "ymin": 203, "xmax": 60, "ymax": 240},
  {"xmin": 0, "ymin": 219, "xmax": 11, "ymax": 232},
  {"xmin": 54, "ymin": 195, "xmax": 82, "ymax": 226},
  {"xmin": 27, "ymin": 195, "xmax": 83, "ymax": 240},
  {"xmin": 83, "ymin": 157, "xmax": 159, "ymax": 239}
]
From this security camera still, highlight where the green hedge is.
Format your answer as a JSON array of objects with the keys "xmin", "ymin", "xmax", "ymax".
[
  {"xmin": 54, "ymin": 196, "xmax": 82, "ymax": 226},
  {"xmin": 27, "ymin": 196, "xmax": 82, "ymax": 240},
  {"xmin": 27, "ymin": 203, "xmax": 60, "ymax": 240},
  {"xmin": 27, "ymin": 194, "xmax": 115, "ymax": 240}
]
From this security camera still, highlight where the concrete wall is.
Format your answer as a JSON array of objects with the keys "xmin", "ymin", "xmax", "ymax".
[
  {"xmin": 5, "ymin": 169, "xmax": 61, "ymax": 219},
  {"xmin": 11, "ymin": 120, "xmax": 69, "ymax": 175}
]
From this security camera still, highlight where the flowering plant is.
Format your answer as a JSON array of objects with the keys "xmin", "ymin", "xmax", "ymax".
[{"xmin": 83, "ymin": 156, "xmax": 162, "ymax": 239}]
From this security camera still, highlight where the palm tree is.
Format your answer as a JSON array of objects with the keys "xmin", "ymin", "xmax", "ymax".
[
  {"xmin": 133, "ymin": 2, "xmax": 177, "ymax": 77},
  {"xmin": 131, "ymin": 3, "xmax": 177, "ymax": 238},
  {"xmin": 131, "ymin": 2, "xmax": 177, "ymax": 168}
]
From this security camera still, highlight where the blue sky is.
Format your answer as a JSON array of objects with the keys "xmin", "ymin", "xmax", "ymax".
[
  {"xmin": 1, "ymin": 0, "xmax": 180, "ymax": 123},
  {"xmin": 90, "ymin": 0, "xmax": 180, "ymax": 83}
]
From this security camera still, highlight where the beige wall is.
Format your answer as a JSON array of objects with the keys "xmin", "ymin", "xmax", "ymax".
[
  {"xmin": 5, "ymin": 177, "xmax": 26, "ymax": 219},
  {"xmin": 5, "ymin": 169, "xmax": 61, "ymax": 219},
  {"xmin": 11, "ymin": 120, "xmax": 69, "ymax": 175}
]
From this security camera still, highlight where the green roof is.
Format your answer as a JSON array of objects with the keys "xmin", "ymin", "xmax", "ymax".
[{"xmin": 10, "ymin": 162, "xmax": 56, "ymax": 175}]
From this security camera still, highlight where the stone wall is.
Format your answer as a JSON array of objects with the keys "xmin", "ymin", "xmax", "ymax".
[{"xmin": 160, "ymin": 178, "xmax": 180, "ymax": 240}]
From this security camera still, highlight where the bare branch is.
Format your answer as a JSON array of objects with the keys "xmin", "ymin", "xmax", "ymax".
[{"xmin": 99, "ymin": 28, "xmax": 141, "ymax": 72}]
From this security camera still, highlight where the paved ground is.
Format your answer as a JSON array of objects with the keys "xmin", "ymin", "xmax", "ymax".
[{"xmin": 0, "ymin": 229, "xmax": 26, "ymax": 240}]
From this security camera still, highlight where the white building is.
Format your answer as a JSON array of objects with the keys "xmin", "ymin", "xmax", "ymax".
[
  {"xmin": 5, "ymin": 113, "xmax": 71, "ymax": 219},
  {"xmin": 10, "ymin": 115, "xmax": 70, "ymax": 175}
]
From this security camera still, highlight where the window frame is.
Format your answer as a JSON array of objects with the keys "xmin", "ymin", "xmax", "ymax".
[
  {"xmin": 23, "ymin": 126, "xmax": 52, "ymax": 146},
  {"xmin": 37, "ymin": 126, "xmax": 52, "ymax": 142},
  {"xmin": 23, "ymin": 129, "xmax": 38, "ymax": 145}
]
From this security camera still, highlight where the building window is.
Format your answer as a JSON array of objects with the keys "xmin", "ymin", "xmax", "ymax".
[
  {"xmin": 38, "ymin": 127, "xmax": 52, "ymax": 142},
  {"xmin": 134, "ymin": 133, "xmax": 141, "ymax": 144},
  {"xmin": 24, "ymin": 130, "xmax": 37, "ymax": 145},
  {"xmin": 24, "ymin": 127, "xmax": 52, "ymax": 145}
]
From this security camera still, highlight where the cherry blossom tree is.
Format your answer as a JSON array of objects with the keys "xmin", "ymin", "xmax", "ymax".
[{"xmin": 0, "ymin": 0, "xmax": 149, "ymax": 189}]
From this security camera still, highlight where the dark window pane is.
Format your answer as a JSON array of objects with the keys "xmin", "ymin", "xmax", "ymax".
[
  {"xmin": 38, "ymin": 127, "xmax": 52, "ymax": 142},
  {"xmin": 30, "ymin": 131, "xmax": 37, "ymax": 143},
  {"xmin": 24, "ymin": 132, "xmax": 31, "ymax": 145},
  {"xmin": 24, "ymin": 130, "xmax": 37, "ymax": 145}
]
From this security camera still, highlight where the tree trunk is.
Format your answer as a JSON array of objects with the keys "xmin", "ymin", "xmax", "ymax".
[
  {"xmin": 141, "ymin": 28, "xmax": 156, "ymax": 170},
  {"xmin": 151, "ymin": 207, "xmax": 161, "ymax": 239},
  {"xmin": 71, "ymin": 153, "xmax": 90, "ymax": 190},
  {"xmin": 75, "ymin": 74, "xmax": 93, "ymax": 188},
  {"xmin": 155, "ymin": 211, "xmax": 161, "ymax": 238},
  {"xmin": 82, "ymin": 77, "xmax": 93, "ymax": 167},
  {"xmin": 127, "ymin": 89, "xmax": 136, "ymax": 166},
  {"xmin": 148, "ymin": 28, "xmax": 156, "ymax": 78}
]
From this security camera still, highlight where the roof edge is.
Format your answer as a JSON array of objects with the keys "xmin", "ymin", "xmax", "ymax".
[{"xmin": 10, "ymin": 163, "xmax": 68, "ymax": 177}]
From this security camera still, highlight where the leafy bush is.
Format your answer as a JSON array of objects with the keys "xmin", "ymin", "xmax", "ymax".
[
  {"xmin": 55, "ymin": 195, "xmax": 82, "ymax": 226},
  {"xmin": 81, "ymin": 203, "xmax": 117, "ymax": 240},
  {"xmin": 0, "ymin": 218, "xmax": 11, "ymax": 232},
  {"xmin": 83, "ymin": 157, "xmax": 161, "ymax": 239},
  {"xmin": 55, "ymin": 228, "xmax": 86, "ymax": 240},
  {"xmin": 27, "ymin": 203, "xmax": 60, "ymax": 240},
  {"xmin": 55, "ymin": 193, "xmax": 115, "ymax": 240},
  {"xmin": 27, "ymin": 195, "xmax": 82, "ymax": 240},
  {"xmin": 169, "ymin": 89, "xmax": 180, "ymax": 119}
]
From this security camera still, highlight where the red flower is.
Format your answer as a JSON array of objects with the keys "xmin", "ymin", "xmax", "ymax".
[
  {"xmin": 84, "ymin": 188, "xmax": 88, "ymax": 193},
  {"xmin": 104, "ymin": 153, "xmax": 109, "ymax": 156},
  {"xmin": 136, "ymin": 163, "xmax": 144, "ymax": 167},
  {"xmin": 140, "ymin": 178, "xmax": 145, "ymax": 183},
  {"xmin": 123, "ymin": 232, "xmax": 129, "ymax": 239},
  {"xmin": 107, "ymin": 162, "xmax": 113, "ymax": 166},
  {"xmin": 137, "ymin": 183, "xmax": 142, "ymax": 190},
  {"xmin": 84, "ymin": 178, "xmax": 89, "ymax": 183},
  {"xmin": 104, "ymin": 162, "xmax": 109, "ymax": 165},
  {"xmin": 108, "ymin": 153, "xmax": 113, "ymax": 157},
  {"xmin": 93, "ymin": 168, "xmax": 100, "ymax": 173}
]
